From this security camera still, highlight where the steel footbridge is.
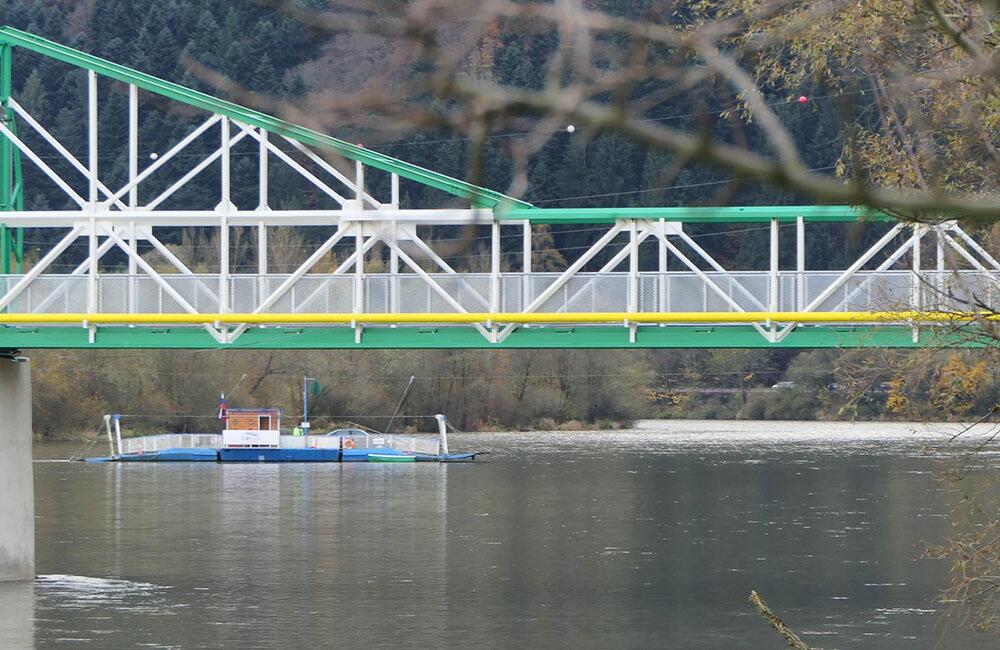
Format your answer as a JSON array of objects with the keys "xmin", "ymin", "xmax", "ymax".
[{"xmin": 1, "ymin": 27, "xmax": 998, "ymax": 349}]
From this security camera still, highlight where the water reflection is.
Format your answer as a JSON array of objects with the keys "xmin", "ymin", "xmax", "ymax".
[{"xmin": 0, "ymin": 581, "xmax": 33, "ymax": 647}]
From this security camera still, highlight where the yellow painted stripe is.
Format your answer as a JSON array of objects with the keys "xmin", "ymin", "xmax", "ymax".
[{"xmin": 0, "ymin": 311, "xmax": 989, "ymax": 325}]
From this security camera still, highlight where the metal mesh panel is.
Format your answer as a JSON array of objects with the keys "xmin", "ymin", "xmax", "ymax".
[
  {"xmin": 667, "ymin": 275, "xmax": 708, "ymax": 311},
  {"xmin": 292, "ymin": 276, "xmax": 354, "ymax": 313},
  {"xmin": 119, "ymin": 433, "xmax": 220, "ymax": 454},
  {"xmin": 393, "ymin": 274, "xmax": 490, "ymax": 313},
  {"xmin": 364, "ymin": 275, "xmax": 391, "ymax": 313},
  {"xmin": 639, "ymin": 273, "xmax": 657, "ymax": 311},
  {"xmin": 5, "ymin": 275, "xmax": 87, "ymax": 313},
  {"xmin": 501, "ymin": 274, "xmax": 524, "ymax": 311},
  {"xmin": 6, "ymin": 269, "xmax": 1000, "ymax": 318},
  {"xmin": 96, "ymin": 275, "xmax": 127, "ymax": 313},
  {"xmin": 230, "ymin": 276, "xmax": 261, "ymax": 313},
  {"xmin": 532, "ymin": 273, "xmax": 629, "ymax": 312}
]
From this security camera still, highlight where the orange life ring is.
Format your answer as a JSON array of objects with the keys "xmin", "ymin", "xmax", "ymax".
[{"xmin": 343, "ymin": 438, "xmax": 355, "ymax": 449}]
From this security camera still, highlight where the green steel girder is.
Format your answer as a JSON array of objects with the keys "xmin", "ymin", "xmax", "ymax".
[
  {"xmin": 0, "ymin": 325, "xmax": 983, "ymax": 349},
  {"xmin": 0, "ymin": 26, "xmax": 528, "ymax": 210},
  {"xmin": 0, "ymin": 40, "xmax": 23, "ymax": 275},
  {"xmin": 498, "ymin": 205, "xmax": 892, "ymax": 224}
]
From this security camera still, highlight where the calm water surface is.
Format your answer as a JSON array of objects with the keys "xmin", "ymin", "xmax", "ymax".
[{"xmin": 3, "ymin": 420, "xmax": 999, "ymax": 648}]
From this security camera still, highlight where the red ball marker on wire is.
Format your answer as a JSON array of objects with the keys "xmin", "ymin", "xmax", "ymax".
[{"xmin": 797, "ymin": 95, "xmax": 809, "ymax": 104}]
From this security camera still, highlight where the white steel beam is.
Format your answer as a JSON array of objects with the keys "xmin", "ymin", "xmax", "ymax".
[
  {"xmin": 283, "ymin": 136, "xmax": 383, "ymax": 209},
  {"xmin": 99, "ymin": 225, "xmax": 225, "ymax": 343},
  {"xmin": 247, "ymin": 227, "xmax": 352, "ymax": 315},
  {"xmin": 497, "ymin": 223, "xmax": 625, "ymax": 341},
  {"xmin": 491, "ymin": 221, "xmax": 501, "ymax": 323},
  {"xmin": 128, "ymin": 85, "xmax": 138, "ymax": 208},
  {"xmin": 522, "ymin": 220, "xmax": 531, "ymax": 311},
  {"xmin": 0, "ymin": 226, "xmax": 84, "ymax": 311},
  {"xmin": 911, "ymin": 226, "xmax": 923, "ymax": 311},
  {"xmin": 390, "ymin": 220, "xmax": 399, "ymax": 316},
  {"xmin": 240, "ymin": 124, "xmax": 348, "ymax": 206},
  {"xmin": 950, "ymin": 225, "xmax": 1000, "ymax": 271},
  {"xmin": 128, "ymin": 221, "xmax": 137, "ymax": 312},
  {"xmin": 29, "ymin": 237, "xmax": 116, "ymax": 314},
  {"xmin": 87, "ymin": 216, "xmax": 98, "ymax": 313},
  {"xmin": 558, "ymin": 229, "xmax": 655, "ymax": 312},
  {"xmin": 803, "ymin": 224, "xmax": 905, "ymax": 312},
  {"xmin": 829, "ymin": 230, "xmax": 921, "ymax": 311},
  {"xmin": 658, "ymin": 219, "xmax": 667, "ymax": 316},
  {"xmin": 675, "ymin": 229, "xmax": 767, "ymax": 310},
  {"xmin": 943, "ymin": 232, "xmax": 988, "ymax": 271},
  {"xmin": 88, "ymin": 70, "xmax": 97, "ymax": 206},
  {"xmin": 796, "ymin": 216, "xmax": 805, "ymax": 311},
  {"xmin": 141, "ymin": 229, "xmax": 220, "ymax": 306},
  {"xmin": 258, "ymin": 130, "xmax": 269, "ymax": 210},
  {"xmin": 0, "ymin": 208, "xmax": 495, "ymax": 227},
  {"xmin": 382, "ymin": 237, "xmax": 493, "ymax": 340},
  {"xmin": 8, "ymin": 99, "xmax": 127, "ymax": 211},
  {"xmin": 292, "ymin": 235, "xmax": 381, "ymax": 312},
  {"xmin": 107, "ymin": 115, "xmax": 222, "ymax": 204},
  {"xmin": 0, "ymin": 120, "xmax": 87, "ymax": 207},
  {"xmin": 405, "ymin": 232, "xmax": 490, "ymax": 310},
  {"xmin": 146, "ymin": 127, "xmax": 251, "ymax": 210}
]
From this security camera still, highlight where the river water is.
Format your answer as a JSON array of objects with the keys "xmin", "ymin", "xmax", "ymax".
[{"xmin": 3, "ymin": 420, "xmax": 999, "ymax": 648}]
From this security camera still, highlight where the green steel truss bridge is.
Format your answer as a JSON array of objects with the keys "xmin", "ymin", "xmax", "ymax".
[{"xmin": 0, "ymin": 26, "xmax": 997, "ymax": 350}]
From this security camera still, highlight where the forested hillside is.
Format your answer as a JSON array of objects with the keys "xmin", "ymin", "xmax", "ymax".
[{"xmin": 3, "ymin": 0, "xmax": 998, "ymax": 436}]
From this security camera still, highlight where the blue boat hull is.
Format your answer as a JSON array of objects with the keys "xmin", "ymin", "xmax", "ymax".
[
  {"xmin": 341, "ymin": 448, "xmax": 403, "ymax": 462},
  {"xmin": 87, "ymin": 447, "xmax": 476, "ymax": 463},
  {"xmin": 117, "ymin": 448, "xmax": 219, "ymax": 462},
  {"xmin": 218, "ymin": 448, "xmax": 342, "ymax": 463}
]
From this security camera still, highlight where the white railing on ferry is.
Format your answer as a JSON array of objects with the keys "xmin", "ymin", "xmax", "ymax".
[
  {"xmin": 340, "ymin": 434, "xmax": 440, "ymax": 455},
  {"xmin": 118, "ymin": 433, "xmax": 221, "ymax": 455}
]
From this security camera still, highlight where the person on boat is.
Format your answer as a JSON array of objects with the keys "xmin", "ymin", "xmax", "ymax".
[{"xmin": 292, "ymin": 425, "xmax": 304, "ymax": 436}]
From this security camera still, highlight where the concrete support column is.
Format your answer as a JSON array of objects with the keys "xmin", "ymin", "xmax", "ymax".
[{"xmin": 0, "ymin": 355, "xmax": 32, "ymax": 582}]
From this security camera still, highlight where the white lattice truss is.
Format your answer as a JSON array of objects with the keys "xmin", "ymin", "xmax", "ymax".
[{"xmin": 2, "ymin": 72, "xmax": 999, "ymax": 345}]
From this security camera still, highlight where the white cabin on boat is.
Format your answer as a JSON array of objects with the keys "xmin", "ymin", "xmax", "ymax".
[{"xmin": 222, "ymin": 408, "xmax": 282, "ymax": 448}]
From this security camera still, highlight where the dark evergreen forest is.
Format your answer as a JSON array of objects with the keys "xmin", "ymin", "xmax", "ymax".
[{"xmin": 0, "ymin": 0, "xmax": 892, "ymax": 270}]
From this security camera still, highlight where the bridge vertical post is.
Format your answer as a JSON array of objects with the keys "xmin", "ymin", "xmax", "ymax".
[
  {"xmin": 521, "ymin": 220, "xmax": 530, "ymax": 311},
  {"xmin": 86, "ymin": 70, "xmax": 98, "ymax": 322},
  {"xmin": 628, "ymin": 220, "xmax": 638, "ymax": 342},
  {"xmin": 628, "ymin": 219, "xmax": 638, "ymax": 312},
  {"xmin": 354, "ymin": 228, "xmax": 364, "ymax": 341},
  {"xmin": 769, "ymin": 218, "xmax": 779, "ymax": 337},
  {"xmin": 658, "ymin": 219, "xmax": 667, "ymax": 322},
  {"xmin": 219, "ymin": 118, "xmax": 231, "ymax": 316},
  {"xmin": 258, "ymin": 129, "xmax": 269, "ymax": 306},
  {"xmin": 0, "ymin": 354, "xmax": 33, "ymax": 582},
  {"xmin": 935, "ymin": 226, "xmax": 944, "ymax": 308},
  {"xmin": 912, "ymin": 225, "xmax": 923, "ymax": 342},
  {"xmin": 128, "ymin": 84, "xmax": 138, "ymax": 312},
  {"xmin": 354, "ymin": 162, "xmax": 365, "ymax": 341},
  {"xmin": 390, "ymin": 219, "xmax": 399, "ymax": 318},
  {"xmin": 491, "ymin": 220, "xmax": 500, "ymax": 317},
  {"xmin": 911, "ymin": 225, "xmax": 922, "ymax": 306},
  {"xmin": 796, "ymin": 216, "xmax": 805, "ymax": 311}
]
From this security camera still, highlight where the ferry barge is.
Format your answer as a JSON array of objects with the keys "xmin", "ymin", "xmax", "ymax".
[{"xmin": 87, "ymin": 408, "xmax": 476, "ymax": 463}]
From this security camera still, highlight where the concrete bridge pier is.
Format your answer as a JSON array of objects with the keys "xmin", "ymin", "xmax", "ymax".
[{"xmin": 0, "ymin": 354, "xmax": 32, "ymax": 582}]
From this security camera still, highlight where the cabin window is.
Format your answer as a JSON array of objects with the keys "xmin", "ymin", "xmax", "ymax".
[{"xmin": 259, "ymin": 416, "xmax": 270, "ymax": 430}]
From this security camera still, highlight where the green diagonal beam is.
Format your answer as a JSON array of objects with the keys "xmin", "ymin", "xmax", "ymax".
[{"xmin": 0, "ymin": 26, "xmax": 529, "ymax": 209}]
